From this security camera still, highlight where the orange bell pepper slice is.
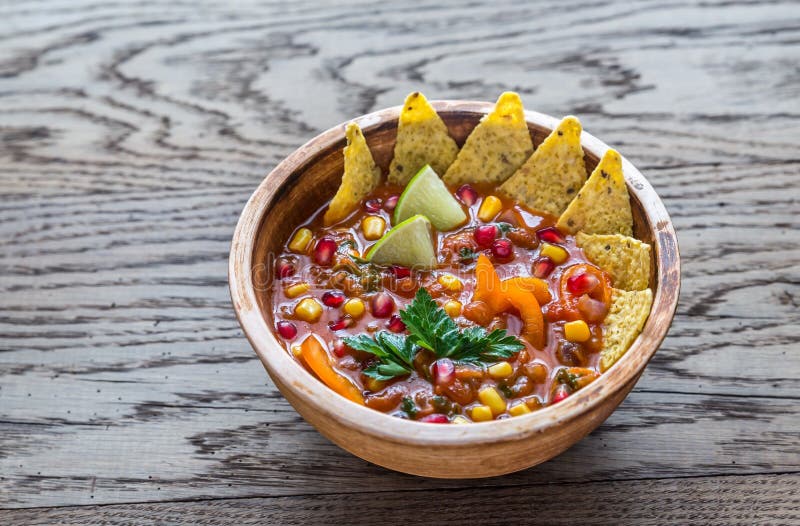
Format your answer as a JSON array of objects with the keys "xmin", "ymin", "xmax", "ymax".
[
  {"xmin": 503, "ymin": 277, "xmax": 552, "ymax": 305},
  {"xmin": 300, "ymin": 335, "xmax": 364, "ymax": 405},
  {"xmin": 501, "ymin": 280, "xmax": 545, "ymax": 349},
  {"xmin": 474, "ymin": 254, "xmax": 506, "ymax": 312},
  {"xmin": 471, "ymin": 255, "xmax": 546, "ymax": 349}
]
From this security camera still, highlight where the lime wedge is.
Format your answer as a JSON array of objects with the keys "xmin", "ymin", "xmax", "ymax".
[
  {"xmin": 393, "ymin": 165, "xmax": 467, "ymax": 231},
  {"xmin": 365, "ymin": 215, "xmax": 437, "ymax": 269}
]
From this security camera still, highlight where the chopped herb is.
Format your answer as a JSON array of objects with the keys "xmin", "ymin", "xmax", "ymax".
[
  {"xmin": 498, "ymin": 383, "xmax": 515, "ymax": 399},
  {"xmin": 345, "ymin": 289, "xmax": 524, "ymax": 380},
  {"xmin": 401, "ymin": 396, "xmax": 418, "ymax": 418},
  {"xmin": 496, "ymin": 222, "xmax": 514, "ymax": 234},
  {"xmin": 458, "ymin": 247, "xmax": 477, "ymax": 263},
  {"xmin": 337, "ymin": 240, "xmax": 357, "ymax": 254},
  {"xmin": 556, "ymin": 368, "xmax": 580, "ymax": 391}
]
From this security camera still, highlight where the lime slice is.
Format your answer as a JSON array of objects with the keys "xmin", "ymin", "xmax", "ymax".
[
  {"xmin": 365, "ymin": 215, "xmax": 437, "ymax": 269},
  {"xmin": 393, "ymin": 165, "xmax": 467, "ymax": 231}
]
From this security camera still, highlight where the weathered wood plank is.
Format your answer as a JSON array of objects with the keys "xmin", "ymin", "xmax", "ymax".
[
  {"xmin": 1, "ymin": 0, "xmax": 799, "ymax": 511},
  {"xmin": 5, "ymin": 473, "xmax": 799, "ymax": 525},
  {"xmin": 1, "ymin": 390, "xmax": 797, "ymax": 507}
]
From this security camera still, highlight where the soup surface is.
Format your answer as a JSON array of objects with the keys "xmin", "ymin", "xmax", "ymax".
[{"xmin": 268, "ymin": 182, "xmax": 613, "ymax": 423}]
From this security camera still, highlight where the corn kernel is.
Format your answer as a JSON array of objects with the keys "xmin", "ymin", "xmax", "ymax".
[
  {"xmin": 364, "ymin": 377, "xmax": 386, "ymax": 392},
  {"xmin": 343, "ymin": 298, "xmax": 366, "ymax": 318},
  {"xmin": 564, "ymin": 320, "xmax": 591, "ymax": 342},
  {"xmin": 488, "ymin": 361, "xmax": 513, "ymax": 379},
  {"xmin": 509, "ymin": 402, "xmax": 532, "ymax": 417},
  {"xmin": 288, "ymin": 228, "xmax": 313, "ymax": 253},
  {"xmin": 284, "ymin": 282, "xmax": 310, "ymax": 298},
  {"xmin": 444, "ymin": 299, "xmax": 462, "ymax": 318},
  {"xmin": 291, "ymin": 345, "xmax": 302, "ymax": 358},
  {"xmin": 478, "ymin": 386, "xmax": 507, "ymax": 415},
  {"xmin": 452, "ymin": 415, "xmax": 470, "ymax": 424},
  {"xmin": 540, "ymin": 242, "xmax": 569, "ymax": 264},
  {"xmin": 361, "ymin": 215, "xmax": 386, "ymax": 241},
  {"xmin": 477, "ymin": 195, "xmax": 502, "ymax": 222},
  {"xmin": 437, "ymin": 273, "xmax": 463, "ymax": 292},
  {"xmin": 294, "ymin": 297, "xmax": 323, "ymax": 322},
  {"xmin": 471, "ymin": 405, "xmax": 494, "ymax": 422}
]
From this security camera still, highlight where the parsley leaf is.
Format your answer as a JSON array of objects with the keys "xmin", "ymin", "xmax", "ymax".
[
  {"xmin": 343, "ymin": 288, "xmax": 525, "ymax": 381},
  {"xmin": 343, "ymin": 331, "xmax": 416, "ymax": 380},
  {"xmin": 452, "ymin": 326, "xmax": 523, "ymax": 363},
  {"xmin": 399, "ymin": 289, "xmax": 462, "ymax": 357}
]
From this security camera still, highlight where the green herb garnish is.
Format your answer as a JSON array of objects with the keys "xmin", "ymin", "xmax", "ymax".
[
  {"xmin": 344, "ymin": 331, "xmax": 416, "ymax": 380},
  {"xmin": 401, "ymin": 396, "xmax": 418, "ymax": 417},
  {"xmin": 337, "ymin": 240, "xmax": 357, "ymax": 254},
  {"xmin": 343, "ymin": 289, "xmax": 524, "ymax": 381},
  {"xmin": 556, "ymin": 368, "xmax": 580, "ymax": 391},
  {"xmin": 496, "ymin": 222, "xmax": 514, "ymax": 234},
  {"xmin": 458, "ymin": 247, "xmax": 477, "ymax": 263}
]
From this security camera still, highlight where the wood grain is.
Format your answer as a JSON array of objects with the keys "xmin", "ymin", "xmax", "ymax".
[
  {"xmin": 5, "ymin": 474, "xmax": 799, "ymax": 525},
  {"xmin": 1, "ymin": 0, "xmax": 799, "ymax": 519}
]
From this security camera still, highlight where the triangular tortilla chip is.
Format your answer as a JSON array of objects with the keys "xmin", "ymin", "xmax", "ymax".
[
  {"xmin": 556, "ymin": 149, "xmax": 633, "ymax": 236},
  {"xmin": 323, "ymin": 123, "xmax": 381, "ymax": 226},
  {"xmin": 388, "ymin": 92, "xmax": 459, "ymax": 186},
  {"xmin": 443, "ymin": 92, "xmax": 533, "ymax": 186},
  {"xmin": 577, "ymin": 232, "xmax": 651, "ymax": 291},
  {"xmin": 499, "ymin": 116, "xmax": 586, "ymax": 216},
  {"xmin": 600, "ymin": 288, "xmax": 653, "ymax": 372}
]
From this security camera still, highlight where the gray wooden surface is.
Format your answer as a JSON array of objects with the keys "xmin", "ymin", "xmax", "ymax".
[{"xmin": 1, "ymin": 0, "xmax": 798, "ymax": 524}]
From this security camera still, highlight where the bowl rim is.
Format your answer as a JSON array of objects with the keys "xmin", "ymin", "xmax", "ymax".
[{"xmin": 229, "ymin": 100, "xmax": 680, "ymax": 446}]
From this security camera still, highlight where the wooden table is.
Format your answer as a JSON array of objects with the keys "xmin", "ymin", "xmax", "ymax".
[{"xmin": 2, "ymin": 1, "xmax": 798, "ymax": 523}]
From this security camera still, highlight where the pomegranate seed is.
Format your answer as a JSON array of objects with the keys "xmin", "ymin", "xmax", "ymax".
[
  {"xmin": 456, "ymin": 184, "xmax": 479, "ymax": 206},
  {"xmin": 313, "ymin": 237, "xmax": 337, "ymax": 266},
  {"xmin": 332, "ymin": 339, "xmax": 347, "ymax": 357},
  {"xmin": 491, "ymin": 238, "xmax": 513, "ymax": 259},
  {"xmin": 577, "ymin": 294, "xmax": 608, "ymax": 322},
  {"xmin": 552, "ymin": 384, "xmax": 570, "ymax": 404},
  {"xmin": 420, "ymin": 413, "xmax": 449, "ymax": 423},
  {"xmin": 327, "ymin": 316, "xmax": 353, "ymax": 332},
  {"xmin": 387, "ymin": 314, "xmax": 406, "ymax": 333},
  {"xmin": 432, "ymin": 358, "xmax": 455, "ymax": 386},
  {"xmin": 532, "ymin": 257, "xmax": 555, "ymax": 278},
  {"xmin": 537, "ymin": 226, "xmax": 566, "ymax": 244},
  {"xmin": 276, "ymin": 320, "xmax": 297, "ymax": 340},
  {"xmin": 390, "ymin": 265, "xmax": 411, "ymax": 279},
  {"xmin": 370, "ymin": 292, "xmax": 395, "ymax": 318},
  {"xmin": 474, "ymin": 225, "xmax": 498, "ymax": 247},
  {"xmin": 365, "ymin": 198, "xmax": 383, "ymax": 213},
  {"xmin": 567, "ymin": 272, "xmax": 600, "ymax": 295},
  {"xmin": 276, "ymin": 259, "xmax": 295, "ymax": 279},
  {"xmin": 322, "ymin": 290, "xmax": 346, "ymax": 308},
  {"xmin": 384, "ymin": 195, "xmax": 399, "ymax": 211}
]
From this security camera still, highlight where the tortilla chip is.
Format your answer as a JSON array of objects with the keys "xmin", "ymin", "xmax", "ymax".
[
  {"xmin": 323, "ymin": 123, "xmax": 381, "ymax": 226},
  {"xmin": 556, "ymin": 149, "xmax": 633, "ymax": 236},
  {"xmin": 388, "ymin": 92, "xmax": 459, "ymax": 185},
  {"xmin": 443, "ymin": 92, "xmax": 533, "ymax": 186},
  {"xmin": 577, "ymin": 232, "xmax": 651, "ymax": 291},
  {"xmin": 499, "ymin": 116, "xmax": 586, "ymax": 216},
  {"xmin": 600, "ymin": 288, "xmax": 653, "ymax": 372}
]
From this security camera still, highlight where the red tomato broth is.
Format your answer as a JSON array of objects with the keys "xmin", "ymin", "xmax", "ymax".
[{"xmin": 267, "ymin": 182, "xmax": 609, "ymax": 422}]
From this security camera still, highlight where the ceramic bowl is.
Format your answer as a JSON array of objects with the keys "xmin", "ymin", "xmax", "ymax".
[{"xmin": 229, "ymin": 101, "xmax": 680, "ymax": 478}]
